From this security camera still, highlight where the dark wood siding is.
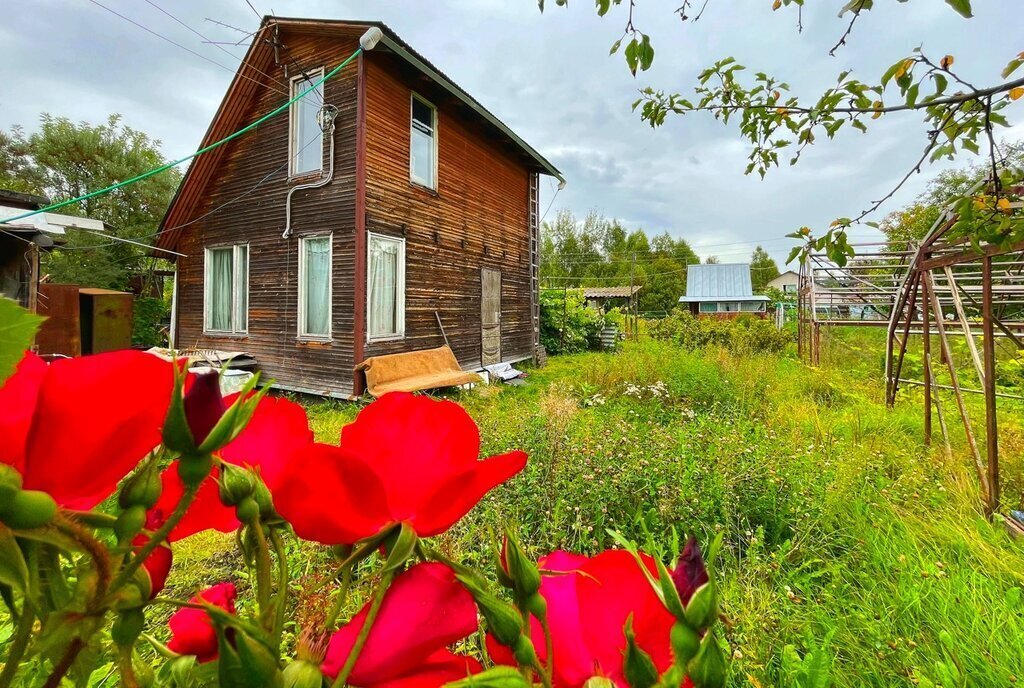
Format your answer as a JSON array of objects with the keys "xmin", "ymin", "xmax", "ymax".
[
  {"xmin": 362, "ymin": 52, "xmax": 534, "ymax": 370},
  {"xmin": 174, "ymin": 33, "xmax": 360, "ymax": 397}
]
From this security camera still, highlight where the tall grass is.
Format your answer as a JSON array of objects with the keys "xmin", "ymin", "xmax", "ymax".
[{"xmin": 171, "ymin": 334, "xmax": 1024, "ymax": 687}]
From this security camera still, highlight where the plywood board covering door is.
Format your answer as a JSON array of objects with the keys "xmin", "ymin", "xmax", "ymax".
[{"xmin": 481, "ymin": 267, "xmax": 501, "ymax": 366}]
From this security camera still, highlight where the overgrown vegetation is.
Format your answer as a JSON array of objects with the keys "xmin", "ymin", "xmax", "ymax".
[
  {"xmin": 296, "ymin": 334, "xmax": 1024, "ymax": 687},
  {"xmin": 539, "ymin": 287, "xmax": 605, "ymax": 355},
  {"xmin": 647, "ymin": 309, "xmax": 792, "ymax": 355}
]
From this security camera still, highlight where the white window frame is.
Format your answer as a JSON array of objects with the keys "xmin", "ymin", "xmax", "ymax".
[
  {"xmin": 203, "ymin": 244, "xmax": 249, "ymax": 335},
  {"xmin": 298, "ymin": 234, "xmax": 333, "ymax": 340},
  {"xmin": 366, "ymin": 232, "xmax": 406, "ymax": 342},
  {"xmin": 289, "ymin": 68, "xmax": 325, "ymax": 178},
  {"xmin": 409, "ymin": 93, "xmax": 438, "ymax": 190}
]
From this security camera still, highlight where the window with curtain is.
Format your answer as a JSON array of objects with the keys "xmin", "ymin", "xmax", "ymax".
[
  {"xmin": 299, "ymin": 236, "xmax": 332, "ymax": 338},
  {"xmin": 699, "ymin": 302, "xmax": 717, "ymax": 313},
  {"xmin": 410, "ymin": 95, "xmax": 436, "ymax": 188},
  {"xmin": 367, "ymin": 233, "xmax": 405, "ymax": 340},
  {"xmin": 204, "ymin": 245, "xmax": 248, "ymax": 334},
  {"xmin": 290, "ymin": 69, "xmax": 324, "ymax": 176}
]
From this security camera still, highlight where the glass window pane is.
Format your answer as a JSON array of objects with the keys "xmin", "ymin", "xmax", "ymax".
[
  {"xmin": 411, "ymin": 128, "xmax": 433, "ymax": 186},
  {"xmin": 412, "ymin": 98, "xmax": 433, "ymax": 130},
  {"xmin": 209, "ymin": 248, "xmax": 233, "ymax": 331},
  {"xmin": 699, "ymin": 302, "xmax": 716, "ymax": 313},
  {"xmin": 292, "ymin": 76, "xmax": 323, "ymax": 174},
  {"xmin": 303, "ymin": 237, "xmax": 331, "ymax": 336},
  {"xmin": 368, "ymin": 237, "xmax": 401, "ymax": 337},
  {"xmin": 236, "ymin": 246, "xmax": 248, "ymax": 331}
]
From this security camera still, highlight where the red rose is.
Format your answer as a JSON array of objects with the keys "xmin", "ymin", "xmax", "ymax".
[
  {"xmin": 321, "ymin": 562, "xmax": 479, "ymax": 686},
  {"xmin": 273, "ymin": 392, "xmax": 527, "ymax": 544},
  {"xmin": 167, "ymin": 582, "xmax": 237, "ymax": 662},
  {"xmin": 0, "ymin": 351, "xmax": 177, "ymax": 509},
  {"xmin": 148, "ymin": 393, "xmax": 314, "ymax": 542},
  {"xmin": 488, "ymin": 550, "xmax": 689, "ymax": 688}
]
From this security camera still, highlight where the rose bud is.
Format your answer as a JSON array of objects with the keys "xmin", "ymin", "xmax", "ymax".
[
  {"xmin": 283, "ymin": 629, "xmax": 329, "ymax": 688},
  {"xmin": 672, "ymin": 536, "xmax": 710, "ymax": 606},
  {"xmin": 446, "ymin": 666, "xmax": 531, "ymax": 688},
  {"xmin": 119, "ymin": 458, "xmax": 162, "ymax": 511},
  {"xmin": 167, "ymin": 582, "xmax": 237, "ymax": 662},
  {"xmin": 184, "ymin": 371, "xmax": 226, "ymax": 448},
  {"xmin": 687, "ymin": 632, "xmax": 728, "ymax": 688},
  {"xmin": 500, "ymin": 531, "xmax": 541, "ymax": 602},
  {"xmin": 623, "ymin": 617, "xmax": 659, "ymax": 688},
  {"xmin": 218, "ymin": 463, "xmax": 255, "ymax": 507}
]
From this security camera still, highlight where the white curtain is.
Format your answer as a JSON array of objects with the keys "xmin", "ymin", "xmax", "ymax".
[
  {"xmin": 209, "ymin": 248, "xmax": 233, "ymax": 331},
  {"xmin": 368, "ymin": 237, "xmax": 399, "ymax": 337},
  {"xmin": 304, "ymin": 238, "xmax": 330, "ymax": 336}
]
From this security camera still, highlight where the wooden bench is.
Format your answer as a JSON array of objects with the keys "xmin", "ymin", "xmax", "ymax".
[{"xmin": 355, "ymin": 345, "xmax": 482, "ymax": 397}]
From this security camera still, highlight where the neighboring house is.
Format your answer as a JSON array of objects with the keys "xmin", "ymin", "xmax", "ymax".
[
  {"xmin": 678, "ymin": 263, "xmax": 770, "ymax": 318},
  {"xmin": 582, "ymin": 285, "xmax": 641, "ymax": 312},
  {"xmin": 156, "ymin": 18, "xmax": 563, "ymax": 398},
  {"xmin": 0, "ymin": 189, "xmax": 107, "ymax": 311},
  {"xmin": 766, "ymin": 270, "xmax": 799, "ymax": 295}
]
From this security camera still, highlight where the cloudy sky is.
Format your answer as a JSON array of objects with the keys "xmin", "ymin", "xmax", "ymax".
[{"xmin": 3, "ymin": 0, "xmax": 1022, "ymax": 264}]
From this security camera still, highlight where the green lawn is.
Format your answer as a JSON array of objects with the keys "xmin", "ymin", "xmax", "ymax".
[{"xmin": 176, "ymin": 334, "xmax": 1024, "ymax": 687}]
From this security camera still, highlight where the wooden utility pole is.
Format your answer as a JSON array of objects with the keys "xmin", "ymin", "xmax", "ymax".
[{"xmin": 628, "ymin": 251, "xmax": 636, "ymax": 341}]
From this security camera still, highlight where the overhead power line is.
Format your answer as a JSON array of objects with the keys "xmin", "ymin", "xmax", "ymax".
[
  {"xmin": 142, "ymin": 0, "xmax": 288, "ymax": 91},
  {"xmin": 86, "ymin": 0, "xmax": 288, "ymax": 96}
]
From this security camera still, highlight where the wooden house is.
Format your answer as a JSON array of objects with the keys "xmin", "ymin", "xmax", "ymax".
[
  {"xmin": 156, "ymin": 18, "xmax": 563, "ymax": 398},
  {"xmin": 678, "ymin": 263, "xmax": 770, "ymax": 319}
]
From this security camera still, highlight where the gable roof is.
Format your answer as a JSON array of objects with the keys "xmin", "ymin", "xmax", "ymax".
[
  {"xmin": 679, "ymin": 263, "xmax": 770, "ymax": 303},
  {"xmin": 157, "ymin": 18, "xmax": 563, "ymax": 253}
]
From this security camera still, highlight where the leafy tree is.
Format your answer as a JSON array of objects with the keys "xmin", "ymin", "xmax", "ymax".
[
  {"xmin": 2, "ymin": 114, "xmax": 181, "ymax": 290},
  {"xmin": 750, "ymin": 245, "xmax": 780, "ymax": 292},
  {"xmin": 539, "ymin": 1, "xmax": 1024, "ymax": 264},
  {"xmin": 704, "ymin": 255, "xmax": 720, "ymax": 264},
  {"xmin": 540, "ymin": 210, "xmax": 699, "ymax": 314},
  {"xmin": 880, "ymin": 140, "xmax": 1024, "ymax": 244}
]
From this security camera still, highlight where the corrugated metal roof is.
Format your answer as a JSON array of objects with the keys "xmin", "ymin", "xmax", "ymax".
[
  {"xmin": 684, "ymin": 263, "xmax": 755, "ymax": 298},
  {"xmin": 582, "ymin": 286, "xmax": 641, "ymax": 298}
]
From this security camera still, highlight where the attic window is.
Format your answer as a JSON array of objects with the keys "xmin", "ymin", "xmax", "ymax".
[
  {"xmin": 410, "ymin": 95, "xmax": 437, "ymax": 189},
  {"xmin": 290, "ymin": 69, "xmax": 325, "ymax": 176}
]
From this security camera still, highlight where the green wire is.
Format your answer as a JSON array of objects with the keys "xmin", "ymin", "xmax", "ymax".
[{"xmin": 0, "ymin": 47, "xmax": 363, "ymax": 226}]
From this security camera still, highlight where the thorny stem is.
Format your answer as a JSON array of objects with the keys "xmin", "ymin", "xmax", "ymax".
[
  {"xmin": 329, "ymin": 569, "xmax": 396, "ymax": 688},
  {"xmin": 108, "ymin": 478, "xmax": 201, "ymax": 594},
  {"xmin": 324, "ymin": 530, "xmax": 394, "ymax": 629},
  {"xmin": 54, "ymin": 513, "xmax": 112, "ymax": 611},
  {"xmin": 270, "ymin": 528, "xmax": 289, "ymax": 644},
  {"xmin": 116, "ymin": 646, "xmax": 140, "ymax": 688},
  {"xmin": 41, "ymin": 638, "xmax": 84, "ymax": 688},
  {"xmin": 0, "ymin": 599, "xmax": 35, "ymax": 688},
  {"xmin": 540, "ymin": 615, "xmax": 555, "ymax": 688},
  {"xmin": 251, "ymin": 520, "xmax": 274, "ymax": 617},
  {"xmin": 325, "ymin": 566, "xmax": 354, "ymax": 630}
]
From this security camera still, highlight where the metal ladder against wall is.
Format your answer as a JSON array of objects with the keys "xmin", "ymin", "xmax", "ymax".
[{"xmin": 529, "ymin": 172, "xmax": 540, "ymax": 357}]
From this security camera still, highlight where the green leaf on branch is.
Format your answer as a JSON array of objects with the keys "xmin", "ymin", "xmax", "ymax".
[
  {"xmin": 0, "ymin": 298, "xmax": 43, "ymax": 385},
  {"xmin": 943, "ymin": 0, "xmax": 973, "ymax": 18}
]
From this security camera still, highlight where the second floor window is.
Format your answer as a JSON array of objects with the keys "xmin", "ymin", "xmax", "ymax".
[
  {"xmin": 204, "ymin": 244, "xmax": 248, "ymax": 334},
  {"xmin": 410, "ymin": 95, "xmax": 436, "ymax": 189},
  {"xmin": 290, "ymin": 69, "xmax": 324, "ymax": 176}
]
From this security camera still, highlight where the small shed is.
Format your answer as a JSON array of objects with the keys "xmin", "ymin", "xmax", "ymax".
[
  {"xmin": 0, "ymin": 189, "xmax": 108, "ymax": 311},
  {"xmin": 678, "ymin": 263, "xmax": 770, "ymax": 318},
  {"xmin": 582, "ymin": 285, "xmax": 641, "ymax": 312}
]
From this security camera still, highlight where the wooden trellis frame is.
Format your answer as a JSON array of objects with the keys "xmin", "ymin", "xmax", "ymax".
[{"xmin": 798, "ymin": 187, "xmax": 1024, "ymax": 517}]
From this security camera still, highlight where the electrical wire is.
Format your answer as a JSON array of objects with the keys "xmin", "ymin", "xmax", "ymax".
[
  {"xmin": 86, "ymin": 0, "xmax": 288, "ymax": 96},
  {"xmin": 142, "ymin": 0, "xmax": 288, "ymax": 91},
  {"xmin": 0, "ymin": 45, "xmax": 363, "ymax": 227}
]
